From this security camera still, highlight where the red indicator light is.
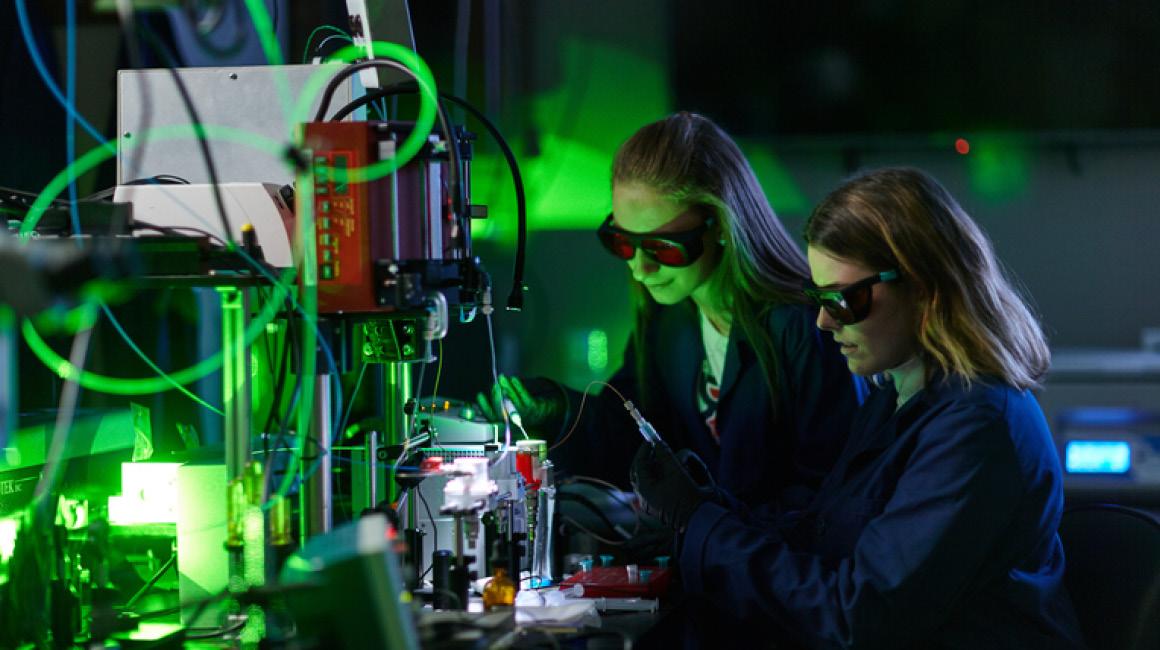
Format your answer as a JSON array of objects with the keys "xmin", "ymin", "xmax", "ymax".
[{"xmin": 954, "ymin": 138, "xmax": 970, "ymax": 155}]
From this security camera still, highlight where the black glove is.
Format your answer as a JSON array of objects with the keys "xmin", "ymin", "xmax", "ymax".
[
  {"xmin": 474, "ymin": 375, "xmax": 565, "ymax": 434},
  {"xmin": 630, "ymin": 441, "xmax": 719, "ymax": 531}
]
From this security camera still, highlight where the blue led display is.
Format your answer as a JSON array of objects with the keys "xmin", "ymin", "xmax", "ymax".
[{"xmin": 1065, "ymin": 440, "xmax": 1131, "ymax": 474}]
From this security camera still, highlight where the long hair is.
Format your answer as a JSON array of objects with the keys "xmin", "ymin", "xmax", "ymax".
[
  {"xmin": 611, "ymin": 112, "xmax": 810, "ymax": 406},
  {"xmin": 804, "ymin": 167, "xmax": 1050, "ymax": 389}
]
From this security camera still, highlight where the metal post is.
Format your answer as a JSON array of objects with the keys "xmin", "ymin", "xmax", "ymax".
[
  {"xmin": 365, "ymin": 430, "xmax": 380, "ymax": 510},
  {"xmin": 301, "ymin": 374, "xmax": 333, "ymax": 539},
  {"xmin": 218, "ymin": 287, "xmax": 251, "ymax": 604},
  {"xmin": 218, "ymin": 288, "xmax": 251, "ymax": 482},
  {"xmin": 384, "ymin": 361, "xmax": 412, "ymax": 504}
]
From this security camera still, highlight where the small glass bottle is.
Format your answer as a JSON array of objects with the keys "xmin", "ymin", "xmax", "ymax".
[{"xmin": 482, "ymin": 565, "xmax": 517, "ymax": 610}]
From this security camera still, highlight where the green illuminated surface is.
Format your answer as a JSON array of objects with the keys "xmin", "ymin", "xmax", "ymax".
[
  {"xmin": 107, "ymin": 462, "xmax": 181, "ymax": 525},
  {"xmin": 472, "ymin": 38, "xmax": 671, "ymax": 242},
  {"xmin": 0, "ymin": 517, "xmax": 16, "ymax": 563},
  {"xmin": 586, "ymin": 329, "xmax": 609, "ymax": 371}
]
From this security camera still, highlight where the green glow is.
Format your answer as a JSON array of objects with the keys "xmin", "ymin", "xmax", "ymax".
[
  {"xmin": 474, "ymin": 38, "xmax": 671, "ymax": 242},
  {"xmin": 243, "ymin": 507, "xmax": 266, "ymax": 587},
  {"xmin": 30, "ymin": 300, "xmax": 99, "ymax": 335},
  {"xmin": 18, "ymin": 125, "xmax": 299, "ymax": 394},
  {"xmin": 117, "ymin": 623, "xmax": 186, "ymax": 643},
  {"xmin": 23, "ymin": 270, "xmax": 290, "ymax": 395},
  {"xmin": 966, "ymin": 134, "xmax": 1030, "ymax": 201},
  {"xmin": 292, "ymin": 41, "xmax": 439, "ymax": 184},
  {"xmin": 242, "ymin": 605, "xmax": 266, "ymax": 644},
  {"xmin": 586, "ymin": 329, "xmax": 609, "ymax": 371},
  {"xmin": 0, "ymin": 517, "xmax": 17, "ymax": 562},
  {"xmin": 107, "ymin": 462, "xmax": 182, "ymax": 524},
  {"xmin": 22, "ymin": 123, "xmax": 284, "ymax": 236}
]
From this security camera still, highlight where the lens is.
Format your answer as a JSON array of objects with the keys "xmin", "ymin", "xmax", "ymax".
[
  {"xmin": 643, "ymin": 240, "xmax": 689, "ymax": 266},
  {"xmin": 842, "ymin": 284, "xmax": 873, "ymax": 323},
  {"xmin": 598, "ymin": 230, "xmax": 636, "ymax": 260},
  {"xmin": 806, "ymin": 289, "xmax": 856, "ymax": 325},
  {"xmin": 823, "ymin": 301, "xmax": 856, "ymax": 325}
]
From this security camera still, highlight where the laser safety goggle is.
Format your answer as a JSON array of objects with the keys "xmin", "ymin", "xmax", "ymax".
[
  {"xmin": 803, "ymin": 270, "xmax": 901, "ymax": 325},
  {"xmin": 596, "ymin": 213, "xmax": 716, "ymax": 267}
]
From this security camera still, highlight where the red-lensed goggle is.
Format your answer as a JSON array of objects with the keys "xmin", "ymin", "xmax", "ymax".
[{"xmin": 596, "ymin": 213, "xmax": 716, "ymax": 267}]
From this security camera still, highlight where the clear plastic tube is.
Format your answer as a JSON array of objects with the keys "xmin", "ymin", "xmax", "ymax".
[{"xmin": 623, "ymin": 400, "xmax": 662, "ymax": 445}]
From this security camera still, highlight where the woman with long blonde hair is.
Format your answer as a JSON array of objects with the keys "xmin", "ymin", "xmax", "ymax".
[{"xmin": 493, "ymin": 112, "xmax": 864, "ymax": 513}]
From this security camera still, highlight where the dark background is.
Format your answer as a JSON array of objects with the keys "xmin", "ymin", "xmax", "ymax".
[{"xmin": 2, "ymin": 1, "xmax": 1158, "ymax": 445}]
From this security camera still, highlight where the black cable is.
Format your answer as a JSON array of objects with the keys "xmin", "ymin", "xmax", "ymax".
[
  {"xmin": 83, "ymin": 175, "xmax": 189, "ymax": 201},
  {"xmin": 135, "ymin": 604, "xmax": 183, "ymax": 619},
  {"xmin": 185, "ymin": 618, "xmax": 246, "ymax": 639},
  {"xmin": 136, "ymin": 24, "xmax": 237, "ymax": 249},
  {"xmin": 132, "ymin": 219, "xmax": 226, "ymax": 245},
  {"xmin": 416, "ymin": 487, "xmax": 439, "ymax": 578},
  {"xmin": 556, "ymin": 492, "xmax": 633, "ymax": 542},
  {"xmin": 261, "ymin": 308, "xmax": 291, "ymax": 435},
  {"xmin": 124, "ymin": 552, "xmax": 177, "ymax": 610},
  {"xmin": 261, "ymin": 292, "xmax": 297, "ymax": 438},
  {"xmin": 312, "ymin": 60, "xmax": 423, "ymax": 122},
  {"xmin": 310, "ymin": 60, "xmax": 464, "ymax": 220},
  {"xmin": 565, "ymin": 476, "xmax": 639, "ymax": 513},
  {"xmin": 133, "ymin": 174, "xmax": 190, "ymax": 185},
  {"xmin": 330, "ymin": 84, "xmax": 527, "ymax": 311}
]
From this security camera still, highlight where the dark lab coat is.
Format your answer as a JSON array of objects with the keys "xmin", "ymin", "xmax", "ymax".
[
  {"xmin": 551, "ymin": 301, "xmax": 865, "ymax": 510},
  {"xmin": 679, "ymin": 374, "xmax": 1086, "ymax": 649}
]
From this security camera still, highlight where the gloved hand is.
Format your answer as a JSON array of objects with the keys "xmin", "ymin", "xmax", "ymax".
[
  {"xmin": 630, "ymin": 441, "xmax": 720, "ymax": 531},
  {"xmin": 474, "ymin": 375, "xmax": 566, "ymax": 434}
]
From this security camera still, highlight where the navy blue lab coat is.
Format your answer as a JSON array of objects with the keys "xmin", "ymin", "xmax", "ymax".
[
  {"xmin": 551, "ymin": 301, "xmax": 865, "ymax": 509},
  {"xmin": 679, "ymin": 374, "xmax": 1086, "ymax": 649}
]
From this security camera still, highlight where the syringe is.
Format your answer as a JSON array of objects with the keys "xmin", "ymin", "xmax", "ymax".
[{"xmin": 623, "ymin": 401, "xmax": 663, "ymax": 445}]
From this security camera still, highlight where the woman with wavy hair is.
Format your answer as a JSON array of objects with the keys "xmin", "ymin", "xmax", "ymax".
[
  {"xmin": 633, "ymin": 167, "xmax": 1085, "ymax": 647},
  {"xmin": 491, "ymin": 112, "xmax": 863, "ymax": 512}
]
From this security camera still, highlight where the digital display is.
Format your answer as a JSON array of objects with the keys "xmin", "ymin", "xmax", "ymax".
[{"xmin": 1065, "ymin": 440, "xmax": 1131, "ymax": 474}]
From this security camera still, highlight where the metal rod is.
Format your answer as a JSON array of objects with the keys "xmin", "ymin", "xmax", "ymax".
[
  {"xmin": 218, "ymin": 287, "xmax": 251, "ymax": 482},
  {"xmin": 384, "ymin": 361, "xmax": 412, "ymax": 504},
  {"xmin": 301, "ymin": 373, "xmax": 333, "ymax": 539}
]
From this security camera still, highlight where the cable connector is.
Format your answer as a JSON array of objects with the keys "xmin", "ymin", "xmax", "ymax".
[{"xmin": 623, "ymin": 401, "xmax": 662, "ymax": 445}]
